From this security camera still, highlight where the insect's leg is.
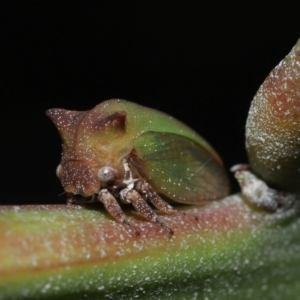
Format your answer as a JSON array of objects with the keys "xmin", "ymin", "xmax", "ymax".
[
  {"xmin": 98, "ymin": 189, "xmax": 139, "ymax": 237},
  {"xmin": 135, "ymin": 181, "xmax": 198, "ymax": 221},
  {"xmin": 135, "ymin": 181, "xmax": 175, "ymax": 213},
  {"xmin": 120, "ymin": 188, "xmax": 174, "ymax": 237}
]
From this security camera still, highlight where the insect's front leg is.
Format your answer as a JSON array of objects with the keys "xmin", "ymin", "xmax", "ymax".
[{"xmin": 66, "ymin": 193, "xmax": 96, "ymax": 204}]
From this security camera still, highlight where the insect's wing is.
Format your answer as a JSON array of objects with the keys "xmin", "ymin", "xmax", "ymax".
[{"xmin": 130, "ymin": 131, "xmax": 230, "ymax": 204}]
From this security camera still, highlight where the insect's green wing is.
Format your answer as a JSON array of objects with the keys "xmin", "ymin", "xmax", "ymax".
[{"xmin": 130, "ymin": 131, "xmax": 230, "ymax": 204}]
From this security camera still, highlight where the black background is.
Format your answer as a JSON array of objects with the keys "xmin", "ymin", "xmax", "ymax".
[{"xmin": 1, "ymin": 1, "xmax": 300, "ymax": 204}]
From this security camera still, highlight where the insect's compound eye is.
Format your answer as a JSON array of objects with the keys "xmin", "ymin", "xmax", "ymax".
[
  {"xmin": 56, "ymin": 164, "xmax": 62, "ymax": 178},
  {"xmin": 98, "ymin": 166, "xmax": 117, "ymax": 183}
]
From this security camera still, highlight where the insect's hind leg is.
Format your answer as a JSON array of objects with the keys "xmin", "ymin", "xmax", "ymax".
[{"xmin": 135, "ymin": 181, "xmax": 198, "ymax": 221}]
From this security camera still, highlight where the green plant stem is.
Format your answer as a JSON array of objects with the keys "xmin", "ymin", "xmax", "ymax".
[{"xmin": 1, "ymin": 194, "xmax": 300, "ymax": 299}]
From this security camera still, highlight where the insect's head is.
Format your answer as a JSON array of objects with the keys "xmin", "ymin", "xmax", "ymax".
[
  {"xmin": 56, "ymin": 160, "xmax": 118, "ymax": 196},
  {"xmin": 46, "ymin": 106, "xmax": 125, "ymax": 197}
]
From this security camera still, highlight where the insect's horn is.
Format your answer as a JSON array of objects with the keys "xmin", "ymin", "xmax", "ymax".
[{"xmin": 46, "ymin": 108, "xmax": 87, "ymax": 144}]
